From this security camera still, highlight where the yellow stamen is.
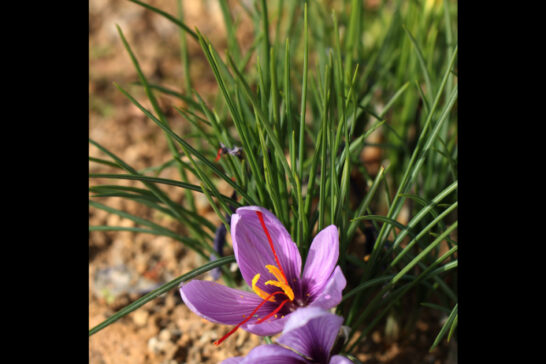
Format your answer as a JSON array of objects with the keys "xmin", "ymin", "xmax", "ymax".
[
  {"xmin": 265, "ymin": 279, "xmax": 295, "ymax": 301},
  {"xmin": 265, "ymin": 265, "xmax": 288, "ymax": 284},
  {"xmin": 252, "ymin": 274, "xmax": 276, "ymax": 302}
]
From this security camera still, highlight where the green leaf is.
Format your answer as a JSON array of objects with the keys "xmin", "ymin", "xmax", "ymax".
[
  {"xmin": 89, "ymin": 173, "xmax": 239, "ymax": 208},
  {"xmin": 430, "ymin": 304, "xmax": 458, "ymax": 350},
  {"xmin": 403, "ymin": 25, "xmax": 433, "ymax": 103},
  {"xmin": 127, "ymin": 0, "xmax": 197, "ymax": 40},
  {"xmin": 131, "ymin": 81, "xmax": 201, "ymax": 109},
  {"xmin": 89, "ymin": 200, "xmax": 211, "ymax": 257}
]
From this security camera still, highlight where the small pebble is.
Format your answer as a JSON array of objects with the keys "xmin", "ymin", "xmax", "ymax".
[
  {"xmin": 132, "ymin": 309, "xmax": 149, "ymax": 327},
  {"xmin": 159, "ymin": 328, "xmax": 172, "ymax": 342}
]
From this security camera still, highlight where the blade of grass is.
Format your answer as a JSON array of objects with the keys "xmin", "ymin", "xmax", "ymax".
[
  {"xmin": 89, "ymin": 156, "xmax": 123, "ymax": 170},
  {"xmin": 130, "ymin": 82, "xmax": 200, "ymax": 109},
  {"xmin": 218, "ymin": 0, "xmax": 241, "ymax": 60},
  {"xmin": 429, "ymin": 304, "xmax": 458, "ymax": 350},
  {"xmin": 420, "ymin": 302, "xmax": 452, "ymax": 314},
  {"xmin": 298, "ymin": 2, "xmax": 309, "ymax": 182},
  {"xmin": 127, "ymin": 0, "xmax": 197, "ymax": 40},
  {"xmin": 89, "ymin": 226, "xmax": 210, "ymax": 250},
  {"xmin": 176, "ymin": 0, "xmax": 192, "ymax": 94},
  {"xmin": 89, "ymin": 173, "xmax": 239, "ymax": 208},
  {"xmin": 89, "ymin": 200, "xmax": 211, "ymax": 257},
  {"xmin": 403, "ymin": 25, "xmax": 433, "ymax": 104},
  {"xmin": 317, "ymin": 61, "xmax": 331, "ymax": 231}
]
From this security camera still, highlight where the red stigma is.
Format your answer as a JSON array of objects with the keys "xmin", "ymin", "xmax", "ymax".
[
  {"xmin": 255, "ymin": 211, "xmax": 288, "ymax": 284},
  {"xmin": 214, "ymin": 291, "xmax": 285, "ymax": 346},
  {"xmin": 256, "ymin": 298, "xmax": 290, "ymax": 324}
]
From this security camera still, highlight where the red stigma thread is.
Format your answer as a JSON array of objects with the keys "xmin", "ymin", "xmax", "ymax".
[
  {"xmin": 256, "ymin": 298, "xmax": 290, "ymax": 324},
  {"xmin": 214, "ymin": 290, "xmax": 284, "ymax": 346},
  {"xmin": 255, "ymin": 211, "xmax": 288, "ymax": 284}
]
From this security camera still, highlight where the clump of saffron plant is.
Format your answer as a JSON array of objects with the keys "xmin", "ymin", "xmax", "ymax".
[
  {"xmin": 179, "ymin": 206, "xmax": 346, "ymax": 345},
  {"xmin": 221, "ymin": 307, "xmax": 353, "ymax": 364}
]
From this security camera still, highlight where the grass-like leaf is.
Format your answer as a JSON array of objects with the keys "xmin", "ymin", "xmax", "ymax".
[
  {"xmin": 429, "ymin": 303, "xmax": 458, "ymax": 350},
  {"xmin": 127, "ymin": 0, "xmax": 197, "ymax": 40}
]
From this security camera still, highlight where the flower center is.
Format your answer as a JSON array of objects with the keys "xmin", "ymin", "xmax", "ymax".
[{"xmin": 251, "ymin": 265, "xmax": 295, "ymax": 302}]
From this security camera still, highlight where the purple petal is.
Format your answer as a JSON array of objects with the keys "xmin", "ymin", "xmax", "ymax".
[
  {"xmin": 277, "ymin": 307, "xmax": 343, "ymax": 362},
  {"xmin": 231, "ymin": 206, "xmax": 302, "ymax": 292},
  {"xmin": 302, "ymin": 225, "xmax": 340, "ymax": 300},
  {"xmin": 243, "ymin": 313, "xmax": 291, "ymax": 336},
  {"xmin": 179, "ymin": 280, "xmax": 276, "ymax": 326},
  {"xmin": 236, "ymin": 344, "xmax": 308, "ymax": 364},
  {"xmin": 308, "ymin": 266, "xmax": 346, "ymax": 310},
  {"xmin": 330, "ymin": 355, "xmax": 354, "ymax": 364}
]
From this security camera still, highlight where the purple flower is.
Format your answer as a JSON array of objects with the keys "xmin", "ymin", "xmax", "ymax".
[
  {"xmin": 179, "ymin": 206, "xmax": 347, "ymax": 345},
  {"xmin": 221, "ymin": 307, "xmax": 353, "ymax": 364}
]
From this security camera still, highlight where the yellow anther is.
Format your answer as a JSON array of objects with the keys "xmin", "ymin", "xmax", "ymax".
[
  {"xmin": 265, "ymin": 279, "xmax": 295, "ymax": 301},
  {"xmin": 252, "ymin": 274, "xmax": 276, "ymax": 302},
  {"xmin": 265, "ymin": 265, "xmax": 288, "ymax": 284}
]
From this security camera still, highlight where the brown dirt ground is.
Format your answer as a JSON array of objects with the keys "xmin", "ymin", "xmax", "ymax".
[{"xmin": 89, "ymin": 1, "xmax": 457, "ymax": 363}]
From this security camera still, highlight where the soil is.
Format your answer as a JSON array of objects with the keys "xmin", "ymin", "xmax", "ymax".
[{"xmin": 89, "ymin": 1, "xmax": 457, "ymax": 363}]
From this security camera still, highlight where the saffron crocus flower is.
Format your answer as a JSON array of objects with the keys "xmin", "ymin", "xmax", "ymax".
[
  {"xmin": 221, "ymin": 307, "xmax": 353, "ymax": 364},
  {"xmin": 179, "ymin": 206, "xmax": 346, "ymax": 345}
]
